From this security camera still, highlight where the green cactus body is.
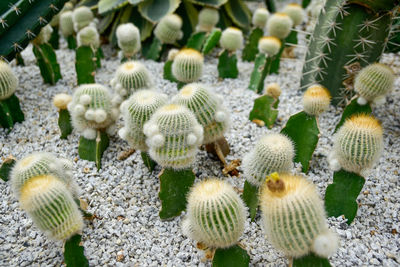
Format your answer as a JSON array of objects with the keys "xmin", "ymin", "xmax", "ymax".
[
  {"xmin": 116, "ymin": 23, "xmax": 141, "ymax": 59},
  {"xmin": 197, "ymin": 7, "xmax": 219, "ymax": 33},
  {"xmin": 266, "ymin": 13, "xmax": 293, "ymax": 40},
  {"xmin": 301, "ymin": 0, "xmax": 398, "ymax": 105},
  {"xmin": 182, "ymin": 179, "xmax": 246, "ymax": 248},
  {"xmin": 0, "ymin": 61, "xmax": 18, "ymax": 100},
  {"xmin": 119, "ymin": 90, "xmax": 168, "ymax": 151},
  {"xmin": 171, "ymin": 83, "xmax": 229, "ymax": 144},
  {"xmin": 19, "ymin": 175, "xmax": 83, "ymax": 240},
  {"xmin": 172, "ymin": 49, "xmax": 204, "ymax": 84},
  {"xmin": 154, "ymin": 14, "xmax": 183, "ymax": 44}
]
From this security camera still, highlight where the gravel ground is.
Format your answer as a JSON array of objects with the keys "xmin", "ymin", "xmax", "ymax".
[{"xmin": 0, "ymin": 30, "xmax": 399, "ymax": 267}]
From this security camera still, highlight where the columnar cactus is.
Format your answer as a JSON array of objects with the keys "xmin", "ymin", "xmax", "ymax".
[
  {"xmin": 282, "ymin": 3, "xmax": 304, "ymax": 27},
  {"xmin": 116, "ymin": 23, "xmax": 141, "ymax": 59},
  {"xmin": 77, "ymin": 25, "xmax": 100, "ymax": 49},
  {"xmin": 0, "ymin": 61, "xmax": 18, "ymax": 101},
  {"xmin": 182, "ymin": 178, "xmax": 246, "ymax": 248},
  {"xmin": 330, "ymin": 114, "xmax": 383, "ymax": 174},
  {"xmin": 154, "ymin": 14, "xmax": 183, "ymax": 44},
  {"xmin": 72, "ymin": 6, "xmax": 94, "ymax": 32},
  {"xmin": 220, "ymin": 27, "xmax": 244, "ymax": 52},
  {"xmin": 266, "ymin": 13, "xmax": 293, "ymax": 40},
  {"xmin": 171, "ymin": 49, "xmax": 204, "ymax": 84},
  {"xmin": 354, "ymin": 63, "xmax": 395, "ymax": 105},
  {"xmin": 171, "ymin": 83, "xmax": 230, "ymax": 144},
  {"xmin": 119, "ymin": 90, "xmax": 168, "ymax": 151},
  {"xmin": 302, "ymin": 84, "xmax": 331, "ymax": 116},
  {"xmin": 143, "ymin": 104, "xmax": 203, "ymax": 169},
  {"xmin": 260, "ymin": 173, "xmax": 339, "ymax": 258},
  {"xmin": 252, "ymin": 8, "xmax": 270, "ymax": 29}
]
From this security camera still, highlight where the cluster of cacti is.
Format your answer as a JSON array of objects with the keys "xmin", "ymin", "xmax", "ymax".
[
  {"xmin": 218, "ymin": 27, "xmax": 243, "ymax": 78},
  {"xmin": 171, "ymin": 49, "xmax": 204, "ymax": 84},
  {"xmin": 116, "ymin": 23, "xmax": 141, "ymax": 60}
]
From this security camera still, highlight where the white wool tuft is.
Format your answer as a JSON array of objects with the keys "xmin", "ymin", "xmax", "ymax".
[
  {"xmin": 118, "ymin": 127, "xmax": 128, "ymax": 140},
  {"xmin": 82, "ymin": 128, "xmax": 97, "ymax": 139},
  {"xmin": 215, "ymin": 111, "xmax": 226, "ymax": 122},
  {"xmin": 94, "ymin": 109, "xmax": 107, "ymax": 123},
  {"xmin": 73, "ymin": 104, "xmax": 85, "ymax": 115},
  {"xmin": 357, "ymin": 96, "xmax": 368, "ymax": 106},
  {"xmin": 187, "ymin": 134, "xmax": 197, "ymax": 145},
  {"xmin": 313, "ymin": 230, "xmax": 339, "ymax": 258},
  {"xmin": 151, "ymin": 134, "xmax": 165, "ymax": 148},
  {"xmin": 79, "ymin": 94, "xmax": 91, "ymax": 105},
  {"xmin": 329, "ymin": 158, "xmax": 341, "ymax": 172},
  {"xmin": 84, "ymin": 109, "xmax": 96, "ymax": 120}
]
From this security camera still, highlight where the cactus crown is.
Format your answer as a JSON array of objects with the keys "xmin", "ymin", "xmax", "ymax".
[
  {"xmin": 72, "ymin": 6, "xmax": 94, "ymax": 32},
  {"xmin": 119, "ymin": 90, "xmax": 168, "ymax": 151},
  {"xmin": 116, "ymin": 23, "xmax": 141, "ymax": 57},
  {"xmin": 77, "ymin": 25, "xmax": 100, "ymax": 48},
  {"xmin": 197, "ymin": 7, "xmax": 219, "ymax": 32},
  {"xmin": 282, "ymin": 3, "xmax": 304, "ymax": 26},
  {"xmin": 171, "ymin": 83, "xmax": 230, "ymax": 144},
  {"xmin": 220, "ymin": 27, "xmax": 244, "ymax": 51},
  {"xmin": 171, "ymin": 49, "xmax": 204, "ymax": 83},
  {"xmin": 302, "ymin": 84, "xmax": 331, "ymax": 116},
  {"xmin": 0, "ymin": 61, "xmax": 18, "ymax": 100},
  {"xmin": 260, "ymin": 173, "xmax": 338, "ymax": 258},
  {"xmin": 258, "ymin": 36, "xmax": 282, "ymax": 57},
  {"xmin": 53, "ymin": 93, "xmax": 72, "ymax": 110},
  {"xmin": 252, "ymin": 8, "xmax": 269, "ymax": 28},
  {"xmin": 242, "ymin": 133, "xmax": 294, "ymax": 187},
  {"xmin": 264, "ymin": 82, "xmax": 281, "ymax": 98},
  {"xmin": 32, "ymin": 25, "xmax": 53, "ymax": 45},
  {"xmin": 182, "ymin": 178, "xmax": 246, "ymax": 248},
  {"xmin": 154, "ymin": 14, "xmax": 183, "ymax": 44},
  {"xmin": 267, "ymin": 12, "xmax": 293, "ymax": 40},
  {"xmin": 60, "ymin": 11, "xmax": 74, "ymax": 37},
  {"xmin": 167, "ymin": 48, "xmax": 179, "ymax": 61}
]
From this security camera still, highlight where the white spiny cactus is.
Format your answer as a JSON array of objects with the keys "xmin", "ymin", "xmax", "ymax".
[
  {"xmin": 196, "ymin": 7, "xmax": 219, "ymax": 32},
  {"xmin": 252, "ymin": 8, "xmax": 269, "ymax": 29},
  {"xmin": 171, "ymin": 49, "xmax": 204, "ymax": 83},
  {"xmin": 33, "ymin": 25, "xmax": 53, "ymax": 45},
  {"xmin": 282, "ymin": 3, "xmax": 304, "ymax": 26},
  {"xmin": 53, "ymin": 93, "xmax": 72, "ymax": 110},
  {"xmin": 154, "ymin": 14, "xmax": 183, "ymax": 44},
  {"xmin": 0, "ymin": 61, "xmax": 18, "ymax": 100},
  {"xmin": 77, "ymin": 25, "xmax": 100, "ymax": 48},
  {"xmin": 258, "ymin": 36, "xmax": 282, "ymax": 57},
  {"xmin": 72, "ymin": 6, "xmax": 94, "ymax": 32},
  {"xmin": 116, "ymin": 23, "xmax": 141, "ymax": 58},
  {"xmin": 267, "ymin": 13, "xmax": 293, "ymax": 40},
  {"xmin": 60, "ymin": 11, "xmax": 74, "ymax": 37},
  {"xmin": 264, "ymin": 82, "xmax": 281, "ymax": 98},
  {"xmin": 302, "ymin": 84, "xmax": 331, "ymax": 116},
  {"xmin": 220, "ymin": 27, "xmax": 244, "ymax": 51}
]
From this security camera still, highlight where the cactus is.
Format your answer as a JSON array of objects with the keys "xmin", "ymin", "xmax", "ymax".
[
  {"xmin": 53, "ymin": 93, "xmax": 73, "ymax": 139},
  {"xmin": 249, "ymin": 83, "xmax": 281, "ymax": 128},
  {"xmin": 302, "ymin": 84, "xmax": 331, "ymax": 116},
  {"xmin": 60, "ymin": 10, "xmax": 76, "ymax": 49},
  {"xmin": 242, "ymin": 8, "xmax": 269, "ymax": 62},
  {"xmin": 354, "ymin": 63, "xmax": 395, "ymax": 105},
  {"xmin": 0, "ymin": 61, "xmax": 18, "ymax": 101},
  {"xmin": 77, "ymin": 25, "xmax": 100, "ymax": 49},
  {"xmin": 218, "ymin": 27, "xmax": 243, "ymax": 78},
  {"xmin": 282, "ymin": 3, "xmax": 304, "ymax": 46},
  {"xmin": 163, "ymin": 49, "xmax": 179, "ymax": 83},
  {"xmin": 260, "ymin": 173, "xmax": 339, "ymax": 260},
  {"xmin": 197, "ymin": 7, "xmax": 220, "ymax": 33},
  {"xmin": 172, "ymin": 49, "xmax": 204, "ymax": 85},
  {"xmin": 116, "ymin": 23, "xmax": 141, "ymax": 61},
  {"xmin": 301, "ymin": 0, "xmax": 398, "ymax": 105},
  {"xmin": 72, "ymin": 6, "xmax": 94, "ymax": 32}
]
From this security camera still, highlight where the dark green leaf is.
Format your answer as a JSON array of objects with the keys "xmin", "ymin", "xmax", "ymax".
[
  {"xmin": 4, "ymin": 94, "xmax": 24, "ymax": 123},
  {"xmin": 64, "ymin": 234, "xmax": 89, "ymax": 267},
  {"xmin": 75, "ymin": 46, "xmax": 96, "ymax": 85},
  {"xmin": 176, "ymin": 0, "xmax": 198, "ymax": 45},
  {"xmin": 78, "ymin": 131, "xmax": 110, "ymax": 170},
  {"xmin": 265, "ymin": 0, "xmax": 276, "ymax": 13},
  {"xmin": 67, "ymin": 36, "xmax": 77, "ymax": 50},
  {"xmin": 141, "ymin": 151, "xmax": 157, "ymax": 172},
  {"xmin": 129, "ymin": 6, "xmax": 154, "ymax": 41},
  {"xmin": 212, "ymin": 245, "xmax": 250, "ymax": 267},
  {"xmin": 32, "ymin": 44, "xmax": 62, "ymax": 85},
  {"xmin": 293, "ymin": 252, "xmax": 331, "ymax": 267},
  {"xmin": 285, "ymin": 30, "xmax": 298, "ymax": 46},
  {"xmin": 58, "ymin": 109, "xmax": 73, "ymax": 139},
  {"xmin": 325, "ymin": 170, "xmax": 365, "ymax": 224},
  {"xmin": 0, "ymin": 158, "xmax": 16, "ymax": 182},
  {"xmin": 218, "ymin": 50, "xmax": 238, "ymax": 78},
  {"xmin": 186, "ymin": 32, "xmax": 207, "ymax": 51},
  {"xmin": 242, "ymin": 28, "xmax": 263, "ymax": 62},
  {"xmin": 302, "ymin": 0, "xmax": 311, "ymax": 8},
  {"xmin": 187, "ymin": 0, "xmax": 227, "ymax": 8},
  {"xmin": 202, "ymin": 29, "xmax": 221, "ymax": 55},
  {"xmin": 268, "ymin": 43, "xmax": 284, "ymax": 74},
  {"xmin": 158, "ymin": 168, "xmax": 195, "ymax": 220},
  {"xmin": 163, "ymin": 60, "xmax": 179, "ymax": 82},
  {"xmin": 138, "ymin": 0, "xmax": 181, "ymax": 23},
  {"xmin": 142, "ymin": 37, "xmax": 163, "ymax": 61},
  {"xmin": 224, "ymin": 0, "xmax": 251, "ymax": 29},
  {"xmin": 334, "ymin": 99, "xmax": 372, "ymax": 132},
  {"xmin": 249, "ymin": 95, "xmax": 278, "ymax": 129},
  {"xmin": 0, "ymin": 100, "xmax": 14, "ymax": 129},
  {"xmin": 128, "ymin": 0, "xmax": 145, "ymax": 4},
  {"xmin": 98, "ymin": 0, "xmax": 127, "ymax": 14},
  {"xmin": 98, "ymin": 12, "xmax": 116, "ymax": 34},
  {"xmin": 281, "ymin": 111, "xmax": 319, "ymax": 173},
  {"xmin": 241, "ymin": 181, "xmax": 259, "ymax": 221},
  {"xmin": 216, "ymin": 8, "xmax": 233, "ymax": 30}
]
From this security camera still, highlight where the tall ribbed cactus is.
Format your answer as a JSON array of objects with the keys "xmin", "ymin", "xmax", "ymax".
[{"xmin": 301, "ymin": 0, "xmax": 398, "ymax": 105}]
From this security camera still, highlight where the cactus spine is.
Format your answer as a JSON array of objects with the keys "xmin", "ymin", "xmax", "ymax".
[
  {"xmin": 172, "ymin": 49, "xmax": 204, "ymax": 84},
  {"xmin": 302, "ymin": 84, "xmax": 331, "ymax": 116}
]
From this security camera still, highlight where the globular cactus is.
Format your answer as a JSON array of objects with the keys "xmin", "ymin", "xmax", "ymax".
[
  {"xmin": 242, "ymin": 133, "xmax": 294, "ymax": 187},
  {"xmin": 167, "ymin": 48, "xmax": 179, "ymax": 61},
  {"xmin": 60, "ymin": 11, "xmax": 74, "ymax": 38},
  {"xmin": 196, "ymin": 7, "xmax": 220, "ymax": 32},
  {"xmin": 171, "ymin": 49, "xmax": 204, "ymax": 83},
  {"xmin": 111, "ymin": 61, "xmax": 151, "ymax": 102},
  {"xmin": 72, "ymin": 6, "xmax": 94, "ymax": 32},
  {"xmin": 330, "ymin": 114, "xmax": 383, "ymax": 174},
  {"xmin": 266, "ymin": 13, "xmax": 293, "ymax": 40},
  {"xmin": 53, "ymin": 93, "xmax": 72, "ymax": 110},
  {"xmin": 77, "ymin": 25, "xmax": 100, "ymax": 49},
  {"xmin": 143, "ymin": 104, "xmax": 203, "ymax": 169},
  {"xmin": 264, "ymin": 82, "xmax": 281, "ymax": 99},
  {"xmin": 32, "ymin": 25, "xmax": 53, "ymax": 45},
  {"xmin": 258, "ymin": 36, "xmax": 282, "ymax": 57},
  {"xmin": 182, "ymin": 178, "xmax": 246, "ymax": 248},
  {"xmin": 252, "ymin": 8, "xmax": 270, "ymax": 29},
  {"xmin": 354, "ymin": 63, "xmax": 395, "ymax": 105},
  {"xmin": 154, "ymin": 14, "xmax": 183, "ymax": 44},
  {"xmin": 68, "ymin": 84, "xmax": 118, "ymax": 139},
  {"xmin": 302, "ymin": 84, "xmax": 331, "ymax": 116},
  {"xmin": 119, "ymin": 90, "xmax": 168, "ymax": 151},
  {"xmin": 171, "ymin": 83, "xmax": 230, "ymax": 144},
  {"xmin": 282, "ymin": 3, "xmax": 304, "ymax": 27},
  {"xmin": 0, "ymin": 61, "xmax": 18, "ymax": 100},
  {"xmin": 116, "ymin": 23, "xmax": 141, "ymax": 58},
  {"xmin": 18, "ymin": 174, "xmax": 83, "ymax": 240},
  {"xmin": 260, "ymin": 173, "xmax": 339, "ymax": 258},
  {"xmin": 220, "ymin": 27, "xmax": 244, "ymax": 52}
]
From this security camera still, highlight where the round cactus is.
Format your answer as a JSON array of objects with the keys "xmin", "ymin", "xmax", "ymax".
[
  {"xmin": 282, "ymin": 3, "xmax": 304, "ymax": 26},
  {"xmin": 264, "ymin": 82, "xmax": 281, "ymax": 98},
  {"xmin": 77, "ymin": 25, "xmax": 100, "ymax": 48},
  {"xmin": 182, "ymin": 178, "xmax": 246, "ymax": 248},
  {"xmin": 354, "ymin": 63, "xmax": 395, "ymax": 105},
  {"xmin": 242, "ymin": 133, "xmax": 294, "ymax": 187},
  {"xmin": 0, "ymin": 61, "xmax": 18, "ymax": 100},
  {"xmin": 143, "ymin": 104, "xmax": 203, "ymax": 169},
  {"xmin": 154, "ymin": 14, "xmax": 183, "ymax": 44},
  {"xmin": 119, "ymin": 90, "xmax": 168, "ymax": 151},
  {"xmin": 53, "ymin": 93, "xmax": 72, "ymax": 110},
  {"xmin": 171, "ymin": 83, "xmax": 230, "ymax": 144},
  {"xmin": 260, "ymin": 173, "xmax": 339, "ymax": 258},
  {"xmin": 116, "ymin": 23, "xmax": 141, "ymax": 58},
  {"xmin": 171, "ymin": 49, "xmax": 204, "ymax": 83},
  {"xmin": 220, "ymin": 27, "xmax": 244, "ymax": 51},
  {"xmin": 68, "ymin": 84, "xmax": 118, "ymax": 139},
  {"xmin": 19, "ymin": 175, "xmax": 83, "ymax": 240},
  {"xmin": 167, "ymin": 48, "xmax": 179, "ymax": 61},
  {"xmin": 33, "ymin": 25, "xmax": 53, "ymax": 45},
  {"xmin": 197, "ymin": 7, "xmax": 219, "ymax": 32},
  {"xmin": 330, "ymin": 114, "xmax": 383, "ymax": 173},
  {"xmin": 72, "ymin": 6, "xmax": 94, "ymax": 32},
  {"xmin": 267, "ymin": 13, "xmax": 293, "ymax": 40},
  {"xmin": 252, "ymin": 8, "xmax": 269, "ymax": 28},
  {"xmin": 302, "ymin": 84, "xmax": 331, "ymax": 116},
  {"xmin": 60, "ymin": 11, "xmax": 74, "ymax": 37},
  {"xmin": 258, "ymin": 36, "xmax": 282, "ymax": 57}
]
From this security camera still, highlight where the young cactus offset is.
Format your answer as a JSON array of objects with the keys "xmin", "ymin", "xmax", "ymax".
[
  {"xmin": 53, "ymin": 93, "xmax": 73, "ymax": 139},
  {"xmin": 163, "ymin": 49, "xmax": 180, "ymax": 82},
  {"xmin": 196, "ymin": 7, "xmax": 220, "ymax": 33},
  {"xmin": 302, "ymin": 84, "xmax": 331, "ymax": 116},
  {"xmin": 218, "ymin": 27, "xmax": 243, "ymax": 78},
  {"xmin": 242, "ymin": 8, "xmax": 269, "ymax": 62},
  {"xmin": 182, "ymin": 179, "xmax": 249, "ymax": 266},
  {"xmin": 72, "ymin": 6, "xmax": 94, "ymax": 32},
  {"xmin": 172, "ymin": 49, "xmax": 204, "ymax": 85},
  {"xmin": 260, "ymin": 173, "xmax": 338, "ymax": 261},
  {"xmin": 116, "ymin": 23, "xmax": 141, "ymax": 61}
]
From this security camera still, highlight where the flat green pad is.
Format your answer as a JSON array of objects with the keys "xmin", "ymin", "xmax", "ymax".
[
  {"xmin": 64, "ymin": 234, "xmax": 89, "ymax": 267},
  {"xmin": 58, "ymin": 109, "xmax": 73, "ymax": 139},
  {"xmin": 186, "ymin": 32, "xmax": 207, "ymax": 51},
  {"xmin": 158, "ymin": 168, "xmax": 195, "ymax": 220},
  {"xmin": 325, "ymin": 170, "xmax": 365, "ymax": 225},
  {"xmin": 0, "ymin": 158, "xmax": 16, "ymax": 182},
  {"xmin": 281, "ymin": 111, "xmax": 319, "ymax": 173},
  {"xmin": 163, "ymin": 60, "xmax": 178, "ymax": 82},
  {"xmin": 78, "ymin": 132, "xmax": 110, "ymax": 170},
  {"xmin": 218, "ymin": 50, "xmax": 238, "ymax": 79},
  {"xmin": 141, "ymin": 151, "xmax": 157, "ymax": 172},
  {"xmin": 75, "ymin": 46, "xmax": 96, "ymax": 85},
  {"xmin": 241, "ymin": 180, "xmax": 259, "ymax": 221},
  {"xmin": 142, "ymin": 37, "xmax": 163, "ymax": 61},
  {"xmin": 212, "ymin": 244, "xmax": 250, "ymax": 267},
  {"xmin": 335, "ymin": 99, "xmax": 372, "ymax": 132},
  {"xmin": 242, "ymin": 28, "xmax": 263, "ymax": 62},
  {"xmin": 202, "ymin": 29, "xmax": 221, "ymax": 55},
  {"xmin": 0, "ymin": 94, "xmax": 24, "ymax": 129},
  {"xmin": 32, "ymin": 43, "xmax": 62, "ymax": 85},
  {"xmin": 249, "ymin": 95, "xmax": 279, "ymax": 129},
  {"xmin": 293, "ymin": 252, "xmax": 331, "ymax": 267},
  {"xmin": 248, "ymin": 53, "xmax": 267, "ymax": 92}
]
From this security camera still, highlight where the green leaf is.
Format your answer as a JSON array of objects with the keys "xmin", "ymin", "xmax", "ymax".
[
  {"xmin": 0, "ymin": 100, "xmax": 14, "ymax": 129},
  {"xmin": 249, "ymin": 95, "xmax": 279, "ymax": 129},
  {"xmin": 293, "ymin": 252, "xmax": 331, "ymax": 267},
  {"xmin": 302, "ymin": 0, "xmax": 311, "ymax": 8},
  {"xmin": 129, "ymin": 6, "xmax": 154, "ymax": 41},
  {"xmin": 75, "ymin": 46, "xmax": 96, "ymax": 85},
  {"xmin": 78, "ymin": 131, "xmax": 110, "ymax": 170},
  {"xmin": 218, "ymin": 50, "xmax": 238, "ymax": 78},
  {"xmin": 32, "ymin": 43, "xmax": 62, "ymax": 85},
  {"xmin": 212, "ymin": 245, "xmax": 250, "ymax": 267},
  {"xmin": 202, "ymin": 28, "xmax": 221, "ymax": 55},
  {"xmin": 138, "ymin": 0, "xmax": 181, "ymax": 23},
  {"xmin": 158, "ymin": 168, "xmax": 195, "ymax": 220},
  {"xmin": 67, "ymin": 36, "xmax": 77, "ymax": 50},
  {"xmin": 242, "ymin": 28, "xmax": 263, "ymax": 62},
  {"xmin": 0, "ymin": 158, "xmax": 16, "ymax": 182},
  {"xmin": 98, "ymin": 0, "xmax": 128, "ymax": 14},
  {"xmin": 265, "ymin": 0, "xmax": 276, "ymax": 13},
  {"xmin": 325, "ymin": 170, "xmax": 365, "ymax": 224},
  {"xmin": 58, "ymin": 109, "xmax": 73, "ymax": 139},
  {"xmin": 176, "ymin": 0, "xmax": 198, "ymax": 45},
  {"xmin": 163, "ymin": 60, "xmax": 179, "ymax": 82},
  {"xmin": 281, "ymin": 111, "xmax": 319, "ymax": 173},
  {"xmin": 64, "ymin": 234, "xmax": 89, "ymax": 267},
  {"xmin": 187, "ymin": 0, "xmax": 227, "ymax": 8},
  {"xmin": 224, "ymin": 0, "xmax": 251, "ymax": 29},
  {"xmin": 142, "ymin": 37, "xmax": 163, "ymax": 61},
  {"xmin": 4, "ymin": 94, "xmax": 24, "ymax": 123},
  {"xmin": 334, "ymin": 99, "xmax": 372, "ymax": 132},
  {"xmin": 128, "ymin": 0, "xmax": 145, "ymax": 4},
  {"xmin": 268, "ymin": 42, "xmax": 284, "ymax": 74},
  {"xmin": 248, "ymin": 53, "xmax": 273, "ymax": 93},
  {"xmin": 141, "ymin": 151, "xmax": 157, "ymax": 172},
  {"xmin": 241, "ymin": 181, "xmax": 259, "ymax": 221},
  {"xmin": 186, "ymin": 32, "xmax": 207, "ymax": 51},
  {"xmin": 216, "ymin": 8, "xmax": 233, "ymax": 29}
]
